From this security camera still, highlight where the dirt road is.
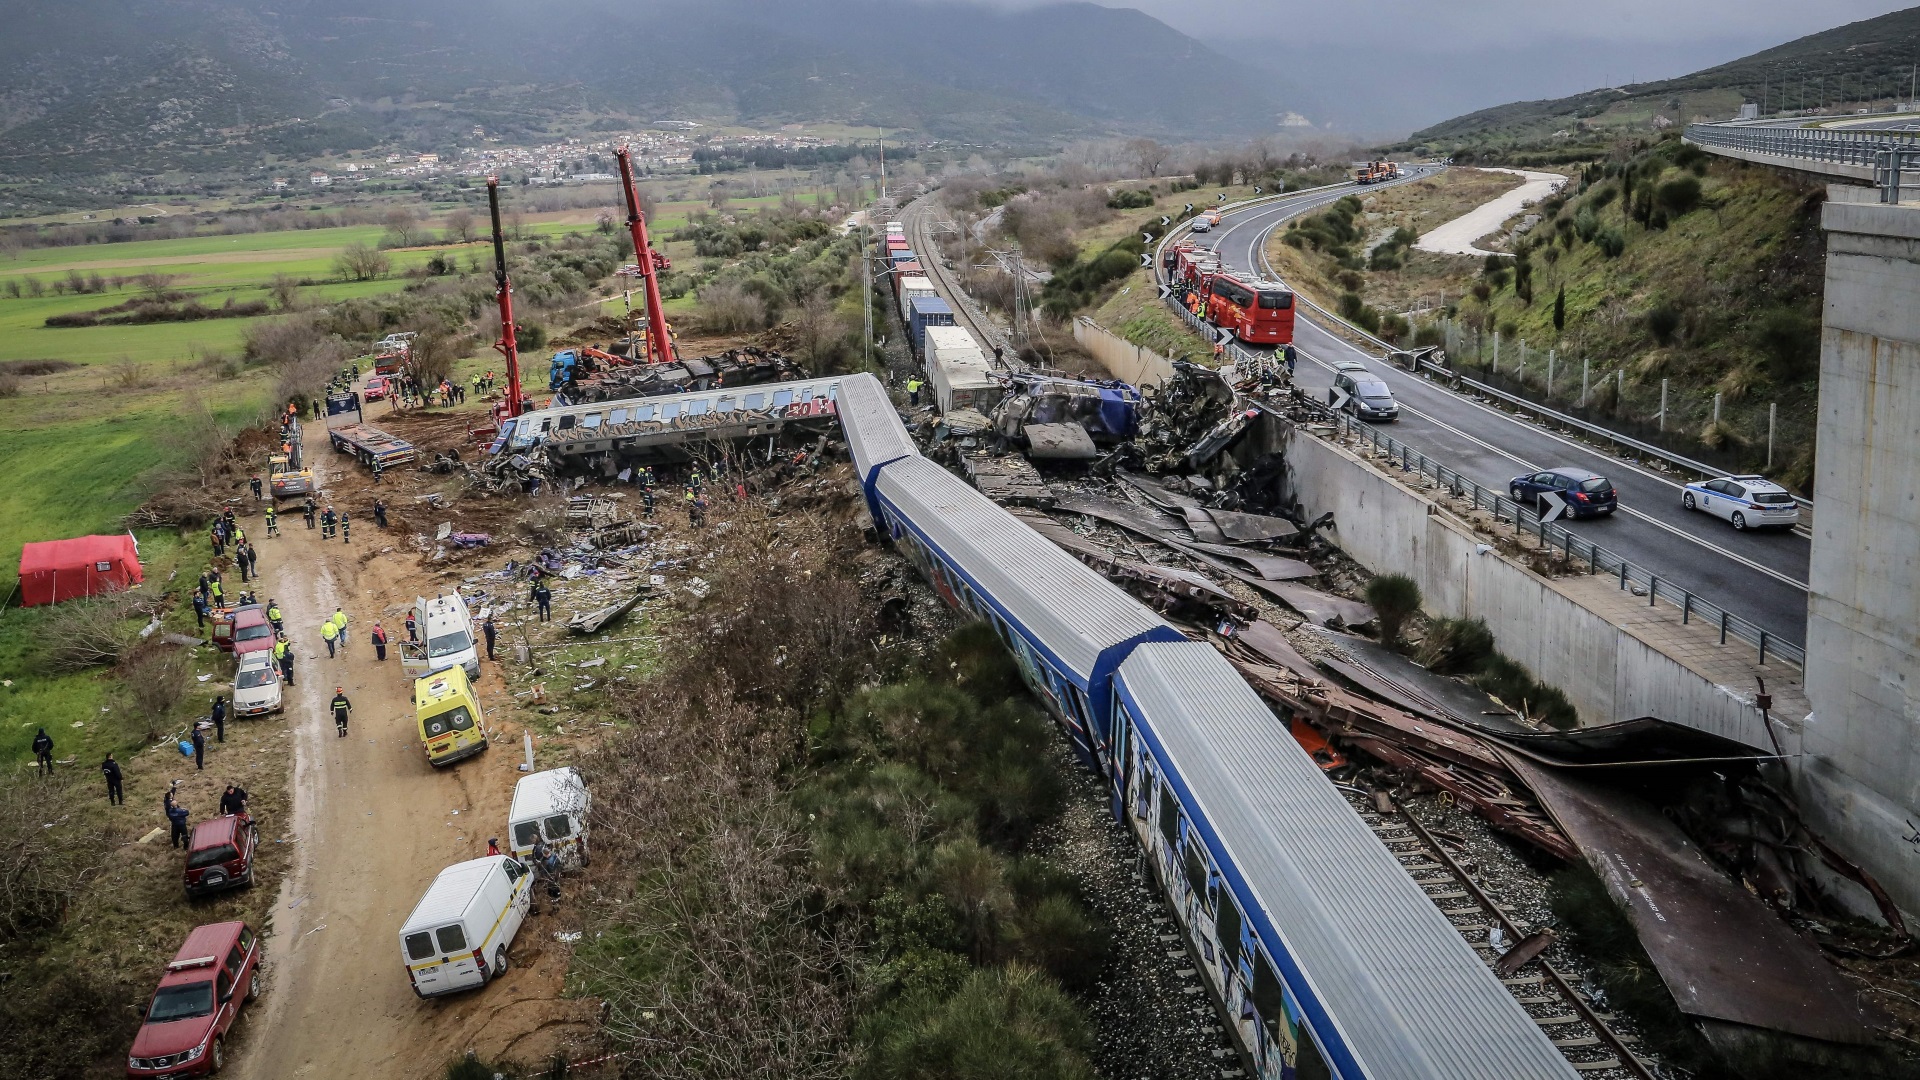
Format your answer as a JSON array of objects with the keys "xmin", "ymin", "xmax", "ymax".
[
  {"xmin": 1412, "ymin": 167, "xmax": 1569, "ymax": 257},
  {"xmin": 230, "ymin": 423, "xmax": 591, "ymax": 1078}
]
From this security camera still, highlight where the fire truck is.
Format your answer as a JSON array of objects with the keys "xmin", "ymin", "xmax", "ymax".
[{"xmin": 1162, "ymin": 241, "xmax": 1296, "ymax": 346}]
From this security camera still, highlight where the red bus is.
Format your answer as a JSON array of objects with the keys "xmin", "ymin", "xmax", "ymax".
[
  {"xmin": 1203, "ymin": 273, "xmax": 1295, "ymax": 345},
  {"xmin": 1163, "ymin": 242, "xmax": 1295, "ymax": 345}
]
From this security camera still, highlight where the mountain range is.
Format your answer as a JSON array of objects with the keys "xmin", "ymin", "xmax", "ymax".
[
  {"xmin": 0, "ymin": 0, "xmax": 1307, "ymax": 177},
  {"xmin": 1403, "ymin": 6, "xmax": 1920, "ymax": 149}
]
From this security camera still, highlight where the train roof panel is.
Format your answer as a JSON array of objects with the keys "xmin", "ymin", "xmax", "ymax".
[
  {"xmin": 1116, "ymin": 642, "xmax": 1578, "ymax": 1080},
  {"xmin": 874, "ymin": 456, "xmax": 1170, "ymax": 681},
  {"xmin": 837, "ymin": 373, "xmax": 917, "ymax": 483}
]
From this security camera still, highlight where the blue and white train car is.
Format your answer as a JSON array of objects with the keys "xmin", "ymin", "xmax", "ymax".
[
  {"xmin": 837, "ymin": 374, "xmax": 1578, "ymax": 1080},
  {"xmin": 870, "ymin": 454, "xmax": 1182, "ymax": 765},
  {"xmin": 837, "ymin": 373, "xmax": 919, "ymax": 525},
  {"xmin": 1112, "ymin": 643, "xmax": 1579, "ymax": 1080}
]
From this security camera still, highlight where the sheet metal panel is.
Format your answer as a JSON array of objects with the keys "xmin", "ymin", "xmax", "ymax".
[
  {"xmin": 874, "ymin": 455, "xmax": 1170, "ymax": 681},
  {"xmin": 1117, "ymin": 642, "xmax": 1577, "ymax": 1080},
  {"xmin": 506, "ymin": 376, "xmax": 843, "ymax": 451},
  {"xmin": 838, "ymin": 372, "xmax": 917, "ymax": 484}
]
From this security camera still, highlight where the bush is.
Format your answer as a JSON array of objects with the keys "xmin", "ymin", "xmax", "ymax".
[
  {"xmin": 696, "ymin": 279, "xmax": 771, "ymax": 333},
  {"xmin": 858, "ymin": 965, "xmax": 1095, "ymax": 1080},
  {"xmin": 333, "ymin": 241, "xmax": 391, "ymax": 281},
  {"xmin": 1104, "ymin": 189, "xmax": 1154, "ymax": 210},
  {"xmin": 1364, "ymin": 574, "xmax": 1421, "ymax": 646},
  {"xmin": 1593, "ymin": 227, "xmax": 1626, "ymax": 257},
  {"xmin": 1654, "ymin": 174, "xmax": 1702, "ymax": 217},
  {"xmin": 1754, "ymin": 307, "xmax": 1819, "ymax": 383},
  {"xmin": 1415, "ymin": 616, "xmax": 1495, "ymax": 675},
  {"xmin": 1646, "ymin": 303, "xmax": 1682, "ymax": 345}
]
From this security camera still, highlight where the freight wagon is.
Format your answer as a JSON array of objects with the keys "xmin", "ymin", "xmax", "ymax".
[
  {"xmin": 907, "ymin": 296, "xmax": 955, "ymax": 355},
  {"xmin": 923, "ymin": 325, "xmax": 1001, "ymax": 416}
]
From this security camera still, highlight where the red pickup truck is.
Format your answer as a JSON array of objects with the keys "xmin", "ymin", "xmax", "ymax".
[{"xmin": 126, "ymin": 922, "xmax": 261, "ymax": 1077}]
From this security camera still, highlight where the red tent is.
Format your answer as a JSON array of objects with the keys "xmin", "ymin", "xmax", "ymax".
[{"xmin": 18, "ymin": 534, "xmax": 143, "ymax": 607}]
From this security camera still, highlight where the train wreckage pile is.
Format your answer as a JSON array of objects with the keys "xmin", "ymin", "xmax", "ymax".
[
  {"xmin": 938, "ymin": 363, "xmax": 1910, "ymax": 1071},
  {"xmin": 451, "ymin": 354, "xmax": 1910, "ymax": 1070}
]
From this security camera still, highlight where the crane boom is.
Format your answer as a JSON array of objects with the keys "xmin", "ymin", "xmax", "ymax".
[
  {"xmin": 488, "ymin": 178, "xmax": 525, "ymax": 419},
  {"xmin": 615, "ymin": 147, "xmax": 676, "ymax": 367}
]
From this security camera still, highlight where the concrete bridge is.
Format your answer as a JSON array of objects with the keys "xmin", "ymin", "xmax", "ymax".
[{"xmin": 1685, "ymin": 121, "xmax": 1920, "ymax": 195}]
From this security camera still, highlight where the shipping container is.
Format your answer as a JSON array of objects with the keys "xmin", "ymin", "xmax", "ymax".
[
  {"xmin": 896, "ymin": 275, "xmax": 936, "ymax": 311},
  {"xmin": 925, "ymin": 325, "xmax": 1001, "ymax": 415},
  {"xmin": 908, "ymin": 297, "xmax": 955, "ymax": 354}
]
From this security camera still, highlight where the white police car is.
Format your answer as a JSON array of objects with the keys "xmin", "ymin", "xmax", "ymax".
[{"xmin": 1680, "ymin": 474, "xmax": 1800, "ymax": 530}]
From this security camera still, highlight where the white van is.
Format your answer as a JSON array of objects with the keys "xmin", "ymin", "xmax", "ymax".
[
  {"xmin": 401, "ymin": 593, "xmax": 481, "ymax": 682},
  {"xmin": 509, "ymin": 767, "xmax": 591, "ymax": 868},
  {"xmin": 398, "ymin": 855, "xmax": 532, "ymax": 997}
]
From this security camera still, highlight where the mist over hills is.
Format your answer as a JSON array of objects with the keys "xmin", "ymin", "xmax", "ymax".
[
  {"xmin": 1404, "ymin": 5, "xmax": 1920, "ymax": 149},
  {"xmin": 0, "ymin": 0, "xmax": 1309, "ymax": 176}
]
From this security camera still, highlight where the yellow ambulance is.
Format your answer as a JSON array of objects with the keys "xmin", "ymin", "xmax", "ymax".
[{"xmin": 414, "ymin": 666, "xmax": 489, "ymax": 766}]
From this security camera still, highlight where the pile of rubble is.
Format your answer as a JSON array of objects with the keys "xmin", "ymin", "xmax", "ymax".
[{"xmin": 557, "ymin": 346, "xmax": 800, "ymax": 404}]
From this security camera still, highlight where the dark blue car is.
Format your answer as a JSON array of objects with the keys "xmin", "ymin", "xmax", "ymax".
[{"xmin": 1508, "ymin": 467, "xmax": 1617, "ymax": 518}]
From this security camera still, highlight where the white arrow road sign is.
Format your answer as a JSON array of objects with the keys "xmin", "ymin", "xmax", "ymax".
[
  {"xmin": 1161, "ymin": 215, "xmax": 1172, "ymax": 226},
  {"xmin": 1217, "ymin": 192, "xmax": 1228, "ymax": 201},
  {"xmin": 1185, "ymin": 203, "xmax": 1195, "ymax": 213},
  {"xmin": 1142, "ymin": 232, "xmax": 1155, "ymax": 244},
  {"xmin": 1157, "ymin": 285, "xmax": 1172, "ymax": 299},
  {"xmin": 1538, "ymin": 490, "xmax": 1568, "ymax": 524},
  {"xmin": 1330, "ymin": 388, "xmax": 1351, "ymax": 412},
  {"xmin": 1140, "ymin": 254, "xmax": 1153, "ymax": 268}
]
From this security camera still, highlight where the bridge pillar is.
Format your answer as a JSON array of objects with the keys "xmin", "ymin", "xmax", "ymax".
[{"xmin": 1803, "ymin": 185, "xmax": 1920, "ymax": 917}]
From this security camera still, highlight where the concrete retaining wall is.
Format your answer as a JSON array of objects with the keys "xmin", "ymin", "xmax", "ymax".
[
  {"xmin": 1074, "ymin": 316, "xmax": 1175, "ymax": 387},
  {"xmin": 1280, "ymin": 426, "xmax": 1774, "ymax": 748}
]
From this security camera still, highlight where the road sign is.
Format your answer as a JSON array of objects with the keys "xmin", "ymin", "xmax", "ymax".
[
  {"xmin": 1139, "ymin": 254, "xmax": 1153, "ymax": 268},
  {"xmin": 1330, "ymin": 388, "xmax": 1351, "ymax": 412},
  {"xmin": 1217, "ymin": 192, "xmax": 1228, "ymax": 201},
  {"xmin": 1253, "ymin": 186, "xmax": 1262, "ymax": 194},
  {"xmin": 1538, "ymin": 490, "xmax": 1568, "ymax": 524},
  {"xmin": 1142, "ymin": 232, "xmax": 1154, "ymax": 244},
  {"xmin": 1161, "ymin": 215, "xmax": 1171, "ymax": 226},
  {"xmin": 1184, "ymin": 203, "xmax": 1195, "ymax": 213},
  {"xmin": 1157, "ymin": 285, "xmax": 1171, "ymax": 299}
]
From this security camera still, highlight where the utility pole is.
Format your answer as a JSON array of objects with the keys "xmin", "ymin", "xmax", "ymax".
[{"xmin": 862, "ymin": 217, "xmax": 874, "ymax": 363}]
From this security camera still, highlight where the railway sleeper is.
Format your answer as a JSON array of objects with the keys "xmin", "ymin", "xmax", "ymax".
[{"xmin": 1572, "ymin": 1061, "xmax": 1625, "ymax": 1073}]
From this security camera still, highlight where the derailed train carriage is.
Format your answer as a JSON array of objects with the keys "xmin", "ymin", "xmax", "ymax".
[{"xmin": 837, "ymin": 371, "xmax": 1576, "ymax": 1080}]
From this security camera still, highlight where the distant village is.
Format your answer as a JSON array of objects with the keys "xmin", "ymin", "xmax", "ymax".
[{"xmin": 276, "ymin": 122, "xmax": 839, "ymax": 190}]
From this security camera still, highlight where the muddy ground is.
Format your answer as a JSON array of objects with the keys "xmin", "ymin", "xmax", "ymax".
[{"xmin": 226, "ymin": 410, "xmax": 599, "ymax": 1080}]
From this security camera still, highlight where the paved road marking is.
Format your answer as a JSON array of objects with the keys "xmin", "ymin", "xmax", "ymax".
[{"xmin": 1296, "ymin": 346, "xmax": 1810, "ymax": 592}]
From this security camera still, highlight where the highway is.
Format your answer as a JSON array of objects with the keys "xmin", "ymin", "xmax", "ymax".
[{"xmin": 1197, "ymin": 176, "xmax": 1812, "ymax": 647}]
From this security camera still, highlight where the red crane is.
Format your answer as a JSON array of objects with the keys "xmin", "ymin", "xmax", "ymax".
[
  {"xmin": 487, "ymin": 177, "xmax": 527, "ymax": 419},
  {"xmin": 615, "ymin": 147, "xmax": 676, "ymax": 367}
]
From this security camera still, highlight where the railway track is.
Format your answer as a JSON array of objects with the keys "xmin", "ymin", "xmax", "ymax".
[
  {"xmin": 1346, "ymin": 789, "xmax": 1658, "ymax": 1080},
  {"xmin": 899, "ymin": 191, "xmax": 1029, "ymax": 371}
]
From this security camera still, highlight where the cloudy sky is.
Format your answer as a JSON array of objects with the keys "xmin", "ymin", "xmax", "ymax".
[
  {"xmin": 1112, "ymin": 0, "xmax": 1910, "ymax": 52},
  {"xmin": 1044, "ymin": 0, "xmax": 1918, "ymax": 132}
]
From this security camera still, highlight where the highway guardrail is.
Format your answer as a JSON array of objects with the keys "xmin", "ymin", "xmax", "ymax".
[
  {"xmin": 1306, "ymin": 399, "xmax": 1804, "ymax": 668},
  {"xmin": 1246, "ymin": 199, "xmax": 1814, "ymax": 514}
]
